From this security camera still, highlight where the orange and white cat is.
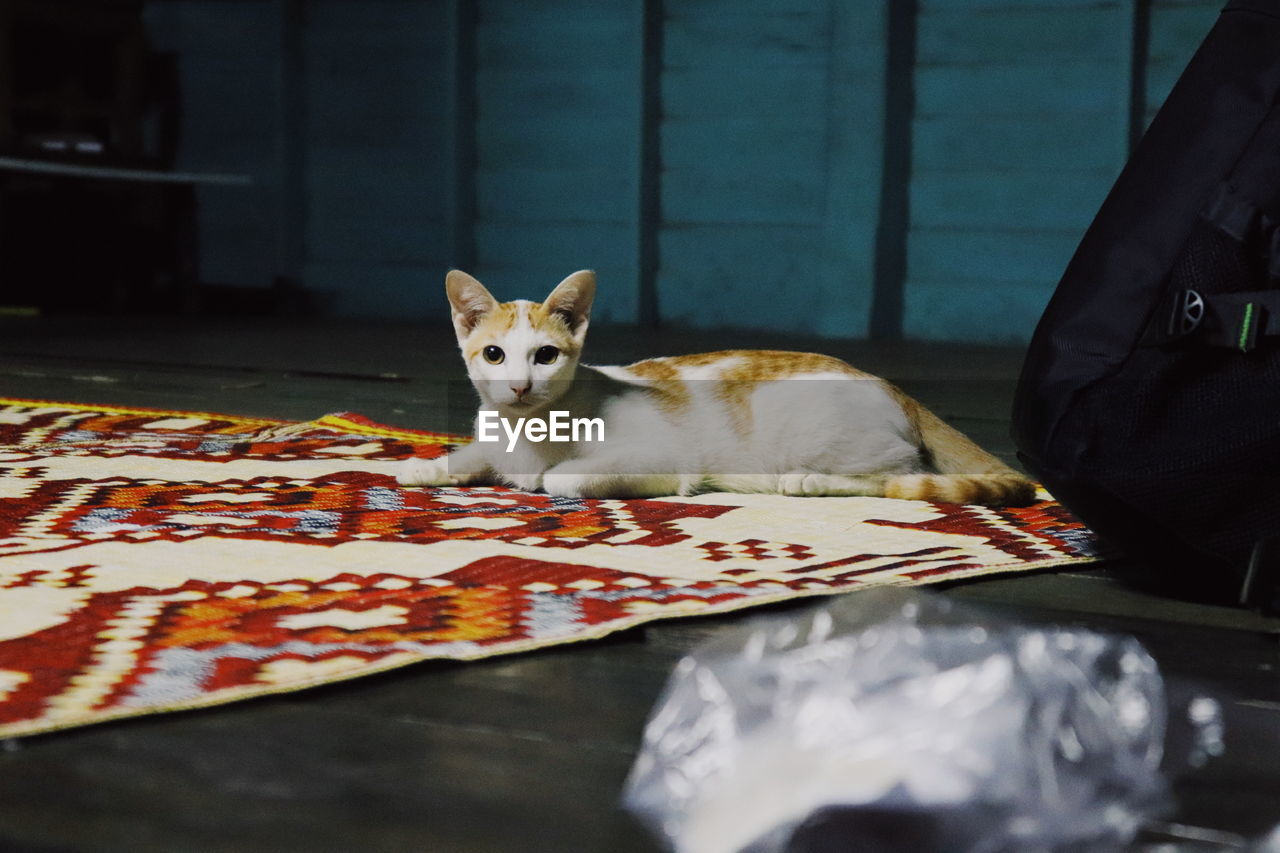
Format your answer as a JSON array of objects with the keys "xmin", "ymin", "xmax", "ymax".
[{"xmin": 397, "ymin": 269, "xmax": 1036, "ymax": 506}]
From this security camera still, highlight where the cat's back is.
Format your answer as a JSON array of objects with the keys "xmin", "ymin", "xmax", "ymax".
[
  {"xmin": 591, "ymin": 349, "xmax": 904, "ymax": 440},
  {"xmin": 608, "ymin": 349, "xmax": 873, "ymax": 382},
  {"xmin": 591, "ymin": 349, "xmax": 917, "ymax": 474}
]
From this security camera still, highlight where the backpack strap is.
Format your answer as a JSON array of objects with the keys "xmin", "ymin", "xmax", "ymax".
[
  {"xmin": 1142, "ymin": 182, "xmax": 1280, "ymax": 351},
  {"xmin": 1203, "ymin": 183, "xmax": 1280, "ymax": 279},
  {"xmin": 1145, "ymin": 287, "xmax": 1280, "ymax": 352}
]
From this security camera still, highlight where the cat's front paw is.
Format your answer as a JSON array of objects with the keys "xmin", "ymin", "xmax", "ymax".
[
  {"xmin": 397, "ymin": 456, "xmax": 453, "ymax": 487},
  {"xmin": 778, "ymin": 471, "xmax": 825, "ymax": 496},
  {"xmin": 540, "ymin": 471, "xmax": 594, "ymax": 498}
]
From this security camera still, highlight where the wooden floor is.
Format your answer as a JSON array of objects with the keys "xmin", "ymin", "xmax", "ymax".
[{"xmin": 0, "ymin": 316, "xmax": 1277, "ymax": 852}]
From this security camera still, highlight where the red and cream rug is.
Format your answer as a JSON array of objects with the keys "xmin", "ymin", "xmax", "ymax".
[{"xmin": 0, "ymin": 399, "xmax": 1103, "ymax": 738}]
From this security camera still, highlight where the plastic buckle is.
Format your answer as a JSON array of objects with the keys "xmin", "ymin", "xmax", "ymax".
[{"xmin": 1166, "ymin": 289, "xmax": 1206, "ymax": 339}]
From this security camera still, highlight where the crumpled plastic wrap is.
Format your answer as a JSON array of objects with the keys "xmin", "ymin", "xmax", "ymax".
[
  {"xmin": 622, "ymin": 588, "xmax": 1173, "ymax": 853},
  {"xmin": 1252, "ymin": 824, "xmax": 1280, "ymax": 852}
]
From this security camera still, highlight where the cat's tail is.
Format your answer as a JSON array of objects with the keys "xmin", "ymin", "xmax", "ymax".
[{"xmin": 883, "ymin": 389, "xmax": 1037, "ymax": 507}]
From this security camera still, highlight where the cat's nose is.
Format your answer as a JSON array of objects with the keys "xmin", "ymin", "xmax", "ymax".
[{"xmin": 510, "ymin": 382, "xmax": 531, "ymax": 399}]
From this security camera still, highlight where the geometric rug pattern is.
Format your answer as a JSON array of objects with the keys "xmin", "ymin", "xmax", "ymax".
[{"xmin": 0, "ymin": 399, "xmax": 1103, "ymax": 738}]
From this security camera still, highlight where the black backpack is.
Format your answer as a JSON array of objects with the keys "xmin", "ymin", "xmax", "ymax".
[{"xmin": 1012, "ymin": 0, "xmax": 1280, "ymax": 611}]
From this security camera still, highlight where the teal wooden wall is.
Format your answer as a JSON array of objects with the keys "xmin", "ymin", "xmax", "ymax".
[
  {"xmin": 902, "ymin": 0, "xmax": 1220, "ymax": 343},
  {"xmin": 904, "ymin": 0, "xmax": 1133, "ymax": 343},
  {"xmin": 472, "ymin": 0, "xmax": 642, "ymax": 322},
  {"xmin": 656, "ymin": 1, "xmax": 885, "ymax": 337},
  {"xmin": 302, "ymin": 0, "xmax": 454, "ymax": 316},
  {"xmin": 144, "ymin": 0, "xmax": 1225, "ymax": 341}
]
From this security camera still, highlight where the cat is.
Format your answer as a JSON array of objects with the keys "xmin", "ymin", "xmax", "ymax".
[{"xmin": 397, "ymin": 269, "xmax": 1037, "ymax": 507}]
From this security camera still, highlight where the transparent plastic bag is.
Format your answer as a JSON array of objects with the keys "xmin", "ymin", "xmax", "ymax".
[
  {"xmin": 1252, "ymin": 824, "xmax": 1280, "ymax": 852},
  {"xmin": 622, "ymin": 588, "xmax": 1172, "ymax": 853}
]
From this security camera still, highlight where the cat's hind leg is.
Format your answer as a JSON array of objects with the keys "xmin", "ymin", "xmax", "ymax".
[
  {"xmin": 541, "ymin": 457, "xmax": 688, "ymax": 499},
  {"xmin": 702, "ymin": 472, "xmax": 887, "ymax": 496},
  {"xmin": 776, "ymin": 471, "xmax": 887, "ymax": 497},
  {"xmin": 701, "ymin": 474, "xmax": 778, "ymax": 494}
]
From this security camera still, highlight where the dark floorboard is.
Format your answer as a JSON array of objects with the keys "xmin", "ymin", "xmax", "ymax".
[{"xmin": 0, "ymin": 317, "xmax": 1277, "ymax": 852}]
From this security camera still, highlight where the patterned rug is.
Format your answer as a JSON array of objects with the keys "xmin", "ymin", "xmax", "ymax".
[{"xmin": 0, "ymin": 399, "xmax": 1103, "ymax": 738}]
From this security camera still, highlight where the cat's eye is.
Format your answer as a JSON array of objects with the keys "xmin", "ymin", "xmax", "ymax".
[
  {"xmin": 482, "ymin": 345, "xmax": 505, "ymax": 365},
  {"xmin": 534, "ymin": 345, "xmax": 560, "ymax": 365}
]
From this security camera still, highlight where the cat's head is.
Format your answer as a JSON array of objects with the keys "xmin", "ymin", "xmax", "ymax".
[{"xmin": 445, "ymin": 269, "xmax": 595, "ymax": 411}]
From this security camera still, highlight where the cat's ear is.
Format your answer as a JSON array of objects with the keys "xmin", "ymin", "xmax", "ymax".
[
  {"xmin": 544, "ymin": 270, "xmax": 595, "ymax": 341},
  {"xmin": 445, "ymin": 270, "xmax": 498, "ymax": 339}
]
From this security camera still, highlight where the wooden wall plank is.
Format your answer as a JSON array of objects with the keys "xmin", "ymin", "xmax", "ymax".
[
  {"xmin": 475, "ymin": 223, "xmax": 637, "ymax": 270},
  {"xmin": 472, "ymin": 222, "xmax": 639, "ymax": 321},
  {"xmin": 446, "ymin": 0, "xmax": 477, "ymax": 273},
  {"xmin": 475, "ymin": 69, "xmax": 638, "ymax": 119},
  {"xmin": 918, "ymin": 7, "xmax": 1122, "ymax": 64},
  {"xmin": 306, "ymin": 146, "xmax": 448, "ymax": 199},
  {"xmin": 471, "ymin": 0, "xmax": 643, "ymax": 323},
  {"xmin": 901, "ymin": 0, "xmax": 1220, "ymax": 342},
  {"xmin": 479, "ymin": 0, "xmax": 633, "ymax": 24},
  {"xmin": 665, "ymin": 0, "xmax": 826, "ymax": 16},
  {"xmin": 662, "ymin": 170, "xmax": 827, "ymax": 227},
  {"xmin": 637, "ymin": 0, "xmax": 663, "ymax": 328},
  {"xmin": 304, "ymin": 262, "xmax": 451, "ymax": 316},
  {"xmin": 143, "ymin": 1, "xmax": 283, "ymax": 288},
  {"xmin": 477, "ymin": 17, "xmax": 635, "ymax": 69},
  {"xmin": 868, "ymin": 0, "xmax": 914, "ymax": 340},
  {"xmin": 904, "ymin": 0, "xmax": 1128, "ymax": 342},
  {"xmin": 664, "ymin": 12, "xmax": 830, "ymax": 69},
  {"xmin": 904, "ymin": 279, "xmax": 1055, "ymax": 343},
  {"xmin": 916, "ymin": 61, "xmax": 1127, "ymax": 117},
  {"xmin": 308, "ymin": 213, "xmax": 449, "ymax": 267},
  {"xmin": 913, "ymin": 115, "xmax": 1119, "ymax": 172},
  {"xmin": 475, "ymin": 167, "xmax": 636, "ymax": 224},
  {"xmin": 656, "ymin": 0, "xmax": 883, "ymax": 336},
  {"xmin": 909, "ymin": 169, "xmax": 1116, "ymax": 232},
  {"xmin": 656, "ymin": 226, "xmax": 827, "ymax": 330},
  {"xmin": 908, "ymin": 228, "xmax": 1082, "ymax": 285},
  {"xmin": 1147, "ymin": 1, "xmax": 1220, "ymax": 63},
  {"xmin": 302, "ymin": 0, "xmax": 454, "ymax": 318},
  {"xmin": 661, "ymin": 117, "xmax": 828, "ymax": 169},
  {"xmin": 823, "ymin": 0, "xmax": 887, "ymax": 338},
  {"xmin": 921, "ymin": 0, "xmax": 1119, "ymax": 8},
  {"xmin": 476, "ymin": 120, "xmax": 637, "ymax": 170},
  {"xmin": 662, "ymin": 67, "xmax": 829, "ymax": 118}
]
